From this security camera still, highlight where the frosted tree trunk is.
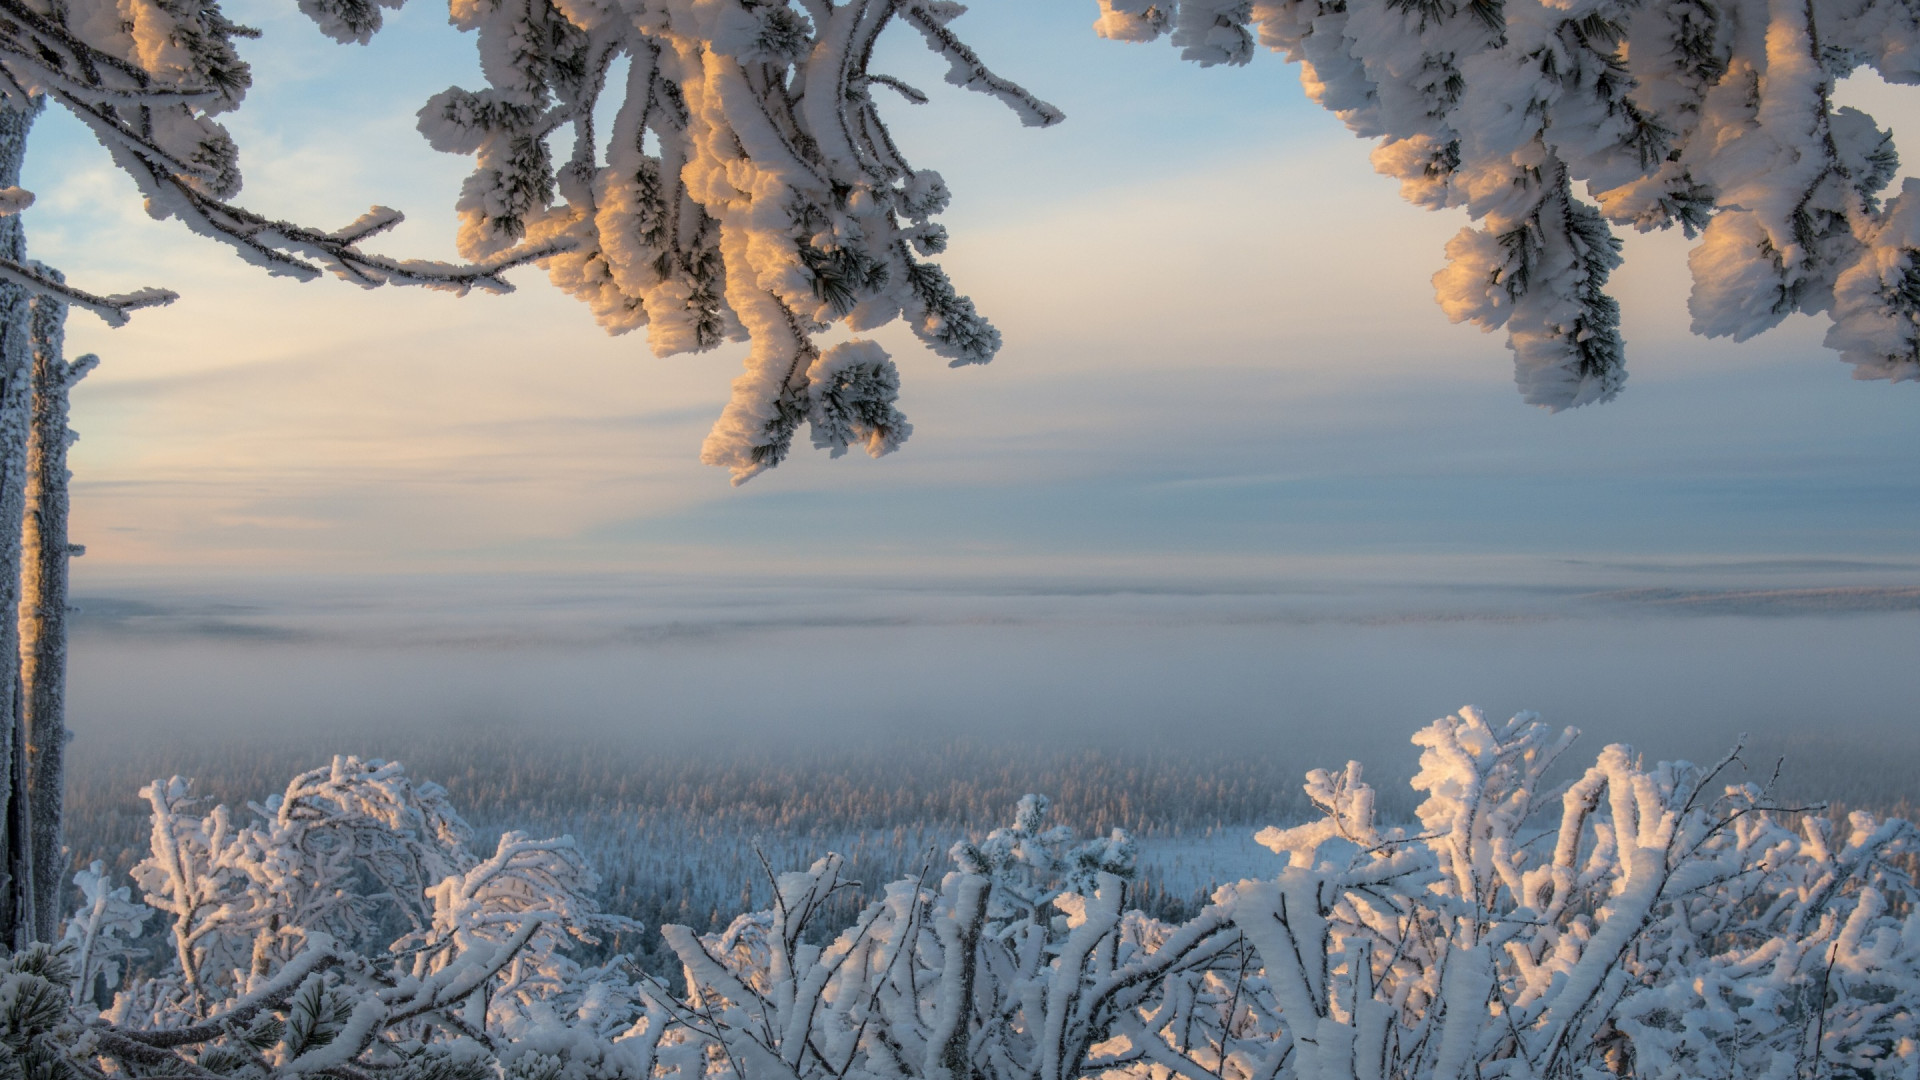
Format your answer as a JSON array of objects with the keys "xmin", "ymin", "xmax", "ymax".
[
  {"xmin": 22, "ymin": 286, "xmax": 85, "ymax": 941},
  {"xmin": 0, "ymin": 100, "xmax": 37, "ymax": 947}
]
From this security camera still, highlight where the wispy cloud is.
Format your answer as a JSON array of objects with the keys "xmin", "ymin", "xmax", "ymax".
[{"xmin": 1587, "ymin": 586, "xmax": 1920, "ymax": 615}]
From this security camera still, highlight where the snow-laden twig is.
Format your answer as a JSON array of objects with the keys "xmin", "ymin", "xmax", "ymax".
[{"xmin": 0, "ymin": 259, "xmax": 172, "ymax": 327}]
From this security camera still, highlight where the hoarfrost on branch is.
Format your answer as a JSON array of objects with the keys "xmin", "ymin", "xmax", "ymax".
[
  {"xmin": 1095, "ymin": 0, "xmax": 1920, "ymax": 404},
  {"xmin": 405, "ymin": 0, "xmax": 1060, "ymax": 482}
]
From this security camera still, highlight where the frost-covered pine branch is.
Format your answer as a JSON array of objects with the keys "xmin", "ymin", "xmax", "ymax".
[
  {"xmin": 402, "ymin": 0, "xmax": 1060, "ymax": 483},
  {"xmin": 1095, "ymin": 0, "xmax": 1920, "ymax": 402},
  {"xmin": 0, "ymin": 0, "xmax": 575, "ymax": 314}
]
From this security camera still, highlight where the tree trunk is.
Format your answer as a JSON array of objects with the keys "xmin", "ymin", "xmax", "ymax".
[
  {"xmin": 0, "ymin": 99, "xmax": 41, "ymax": 947},
  {"xmin": 22, "ymin": 285, "xmax": 87, "ymax": 942},
  {"xmin": 4, "ymin": 680, "xmax": 24, "ymax": 947}
]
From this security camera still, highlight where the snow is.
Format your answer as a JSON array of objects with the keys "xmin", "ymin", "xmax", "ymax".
[
  {"xmin": 1117, "ymin": 0, "xmax": 1920, "ymax": 397},
  {"xmin": 401, "ymin": 0, "xmax": 1056, "ymax": 483}
]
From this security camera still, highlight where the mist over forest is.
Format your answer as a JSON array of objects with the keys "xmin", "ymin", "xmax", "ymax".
[{"xmin": 61, "ymin": 564, "xmax": 1920, "ymax": 971}]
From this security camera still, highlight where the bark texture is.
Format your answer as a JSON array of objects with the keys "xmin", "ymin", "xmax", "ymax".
[
  {"xmin": 22, "ymin": 284, "xmax": 86, "ymax": 940},
  {"xmin": 0, "ymin": 100, "xmax": 37, "ymax": 947}
]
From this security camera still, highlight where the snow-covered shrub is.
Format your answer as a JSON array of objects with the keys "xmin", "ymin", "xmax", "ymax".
[
  {"xmin": 77, "ymin": 756, "xmax": 633, "ymax": 1039},
  {"xmin": 41, "ymin": 714, "xmax": 1920, "ymax": 1080},
  {"xmin": 1098, "ymin": 0, "xmax": 1920, "ymax": 400},
  {"xmin": 61, "ymin": 861, "xmax": 151, "ymax": 1007},
  {"xmin": 654, "ymin": 793, "xmax": 1148, "ymax": 1080},
  {"xmin": 650, "ymin": 708, "xmax": 1920, "ymax": 1080},
  {"xmin": 1185, "ymin": 708, "xmax": 1920, "ymax": 1080}
]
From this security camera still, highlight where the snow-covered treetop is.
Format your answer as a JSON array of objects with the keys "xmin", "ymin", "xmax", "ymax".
[
  {"xmin": 950, "ymin": 793, "xmax": 1137, "ymax": 924},
  {"xmin": 1097, "ymin": 0, "xmax": 1920, "ymax": 404},
  {"xmin": 400, "ymin": 0, "xmax": 1060, "ymax": 483}
]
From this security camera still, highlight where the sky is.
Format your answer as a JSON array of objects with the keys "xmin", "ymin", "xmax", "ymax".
[
  {"xmin": 13, "ymin": 2, "xmax": 1920, "ymax": 800},
  {"xmin": 19, "ymin": 0, "xmax": 1919, "ymax": 576}
]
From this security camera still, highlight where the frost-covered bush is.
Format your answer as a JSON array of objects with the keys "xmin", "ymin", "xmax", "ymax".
[
  {"xmin": 49, "ymin": 753, "xmax": 642, "ymax": 1080},
  {"xmin": 1097, "ymin": 0, "xmax": 1920, "ymax": 402},
  {"xmin": 655, "ymin": 708, "xmax": 1920, "ymax": 1080},
  {"xmin": 40, "ymin": 712, "xmax": 1920, "ymax": 1080}
]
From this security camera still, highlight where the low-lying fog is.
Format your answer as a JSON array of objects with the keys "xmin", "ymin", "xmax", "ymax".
[
  {"xmin": 55, "ymin": 563, "xmax": 1918, "ymax": 953},
  {"xmin": 65, "ymin": 563, "xmax": 1920, "ymax": 812}
]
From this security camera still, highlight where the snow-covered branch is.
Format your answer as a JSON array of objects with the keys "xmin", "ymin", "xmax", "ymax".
[
  {"xmin": 1097, "ymin": 0, "xmax": 1920, "ymax": 401},
  {"xmin": 0, "ymin": 0, "xmax": 588, "ymax": 324},
  {"xmin": 0, "ymin": 259, "xmax": 172, "ymax": 328},
  {"xmin": 402, "ymin": 0, "xmax": 1059, "ymax": 482},
  {"xmin": 659, "ymin": 709, "xmax": 1920, "ymax": 1079}
]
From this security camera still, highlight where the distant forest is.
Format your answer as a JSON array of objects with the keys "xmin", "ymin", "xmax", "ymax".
[
  {"xmin": 59, "ymin": 725, "xmax": 1914, "ymax": 985},
  {"xmin": 63, "ymin": 732, "xmax": 1325, "ymax": 980}
]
